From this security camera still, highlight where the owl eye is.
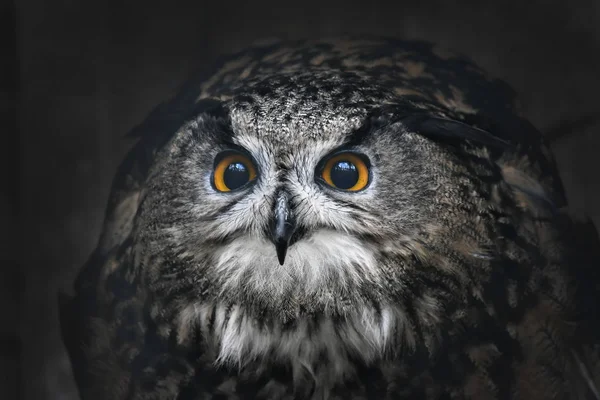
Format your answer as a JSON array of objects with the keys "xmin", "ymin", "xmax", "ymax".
[
  {"xmin": 320, "ymin": 152, "xmax": 370, "ymax": 191},
  {"xmin": 212, "ymin": 152, "xmax": 257, "ymax": 192}
]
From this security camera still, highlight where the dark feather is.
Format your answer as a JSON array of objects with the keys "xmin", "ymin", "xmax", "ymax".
[{"xmin": 401, "ymin": 114, "xmax": 515, "ymax": 150}]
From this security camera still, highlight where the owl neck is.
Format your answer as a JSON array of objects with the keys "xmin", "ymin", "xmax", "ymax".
[{"xmin": 174, "ymin": 302, "xmax": 413, "ymax": 377}]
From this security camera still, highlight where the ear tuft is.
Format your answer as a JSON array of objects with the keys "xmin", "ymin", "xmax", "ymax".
[{"xmin": 401, "ymin": 114, "xmax": 514, "ymax": 150}]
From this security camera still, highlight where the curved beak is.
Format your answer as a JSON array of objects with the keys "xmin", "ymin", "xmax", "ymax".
[{"xmin": 272, "ymin": 192, "xmax": 295, "ymax": 265}]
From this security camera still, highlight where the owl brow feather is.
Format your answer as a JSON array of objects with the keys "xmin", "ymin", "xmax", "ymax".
[
  {"xmin": 400, "ymin": 114, "xmax": 514, "ymax": 150},
  {"xmin": 344, "ymin": 104, "xmax": 514, "ymax": 153}
]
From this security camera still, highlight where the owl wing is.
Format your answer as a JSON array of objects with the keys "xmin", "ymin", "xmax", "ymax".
[
  {"xmin": 437, "ymin": 76, "xmax": 600, "ymax": 400},
  {"xmin": 57, "ymin": 107, "xmax": 188, "ymax": 398},
  {"xmin": 449, "ymin": 97, "xmax": 600, "ymax": 400}
]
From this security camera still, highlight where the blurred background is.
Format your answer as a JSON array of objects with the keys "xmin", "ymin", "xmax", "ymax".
[{"xmin": 3, "ymin": 0, "xmax": 600, "ymax": 398}]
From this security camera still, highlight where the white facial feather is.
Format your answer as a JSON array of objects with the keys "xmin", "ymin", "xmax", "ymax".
[{"xmin": 212, "ymin": 229, "xmax": 381, "ymax": 301}]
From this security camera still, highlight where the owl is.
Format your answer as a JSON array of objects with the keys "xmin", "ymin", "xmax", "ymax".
[{"xmin": 60, "ymin": 38, "xmax": 600, "ymax": 400}]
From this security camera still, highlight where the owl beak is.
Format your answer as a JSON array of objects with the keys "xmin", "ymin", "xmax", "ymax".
[{"xmin": 272, "ymin": 193, "xmax": 295, "ymax": 266}]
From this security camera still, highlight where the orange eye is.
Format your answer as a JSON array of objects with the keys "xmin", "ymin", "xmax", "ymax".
[
  {"xmin": 213, "ymin": 152, "xmax": 257, "ymax": 192},
  {"xmin": 320, "ymin": 152, "xmax": 370, "ymax": 191}
]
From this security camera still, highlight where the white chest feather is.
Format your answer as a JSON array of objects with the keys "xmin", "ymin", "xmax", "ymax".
[{"xmin": 177, "ymin": 302, "xmax": 411, "ymax": 386}]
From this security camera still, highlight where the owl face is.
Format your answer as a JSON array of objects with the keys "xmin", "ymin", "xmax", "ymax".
[{"xmin": 135, "ymin": 71, "xmax": 487, "ymax": 326}]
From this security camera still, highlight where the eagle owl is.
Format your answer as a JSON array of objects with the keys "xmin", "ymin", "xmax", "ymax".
[{"xmin": 60, "ymin": 38, "xmax": 600, "ymax": 399}]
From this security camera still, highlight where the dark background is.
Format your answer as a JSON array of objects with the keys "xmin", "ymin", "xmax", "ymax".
[{"xmin": 3, "ymin": 0, "xmax": 600, "ymax": 399}]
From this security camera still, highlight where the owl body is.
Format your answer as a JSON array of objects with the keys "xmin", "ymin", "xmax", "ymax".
[{"xmin": 61, "ymin": 38, "xmax": 600, "ymax": 399}]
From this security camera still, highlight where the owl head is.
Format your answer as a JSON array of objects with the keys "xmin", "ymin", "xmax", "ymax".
[{"xmin": 132, "ymin": 63, "xmax": 519, "ymax": 336}]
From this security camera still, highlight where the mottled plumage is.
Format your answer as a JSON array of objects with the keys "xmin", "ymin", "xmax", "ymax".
[{"xmin": 60, "ymin": 37, "xmax": 600, "ymax": 399}]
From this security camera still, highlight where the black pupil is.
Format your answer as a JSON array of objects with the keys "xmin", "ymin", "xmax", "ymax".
[
  {"xmin": 223, "ymin": 162, "xmax": 250, "ymax": 190},
  {"xmin": 330, "ymin": 161, "xmax": 359, "ymax": 189}
]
